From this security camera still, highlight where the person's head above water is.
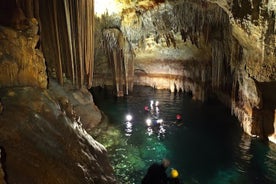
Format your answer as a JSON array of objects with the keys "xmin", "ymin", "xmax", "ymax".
[
  {"xmin": 161, "ymin": 158, "xmax": 170, "ymax": 169},
  {"xmin": 171, "ymin": 169, "xmax": 179, "ymax": 178}
]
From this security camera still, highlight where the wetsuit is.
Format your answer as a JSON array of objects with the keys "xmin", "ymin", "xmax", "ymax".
[
  {"xmin": 142, "ymin": 163, "xmax": 168, "ymax": 184},
  {"xmin": 168, "ymin": 178, "xmax": 180, "ymax": 184}
]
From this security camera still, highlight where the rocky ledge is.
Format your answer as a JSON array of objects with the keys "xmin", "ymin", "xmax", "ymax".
[{"xmin": 0, "ymin": 79, "xmax": 116, "ymax": 184}]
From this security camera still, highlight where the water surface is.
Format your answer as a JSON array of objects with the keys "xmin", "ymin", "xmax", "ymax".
[{"xmin": 91, "ymin": 86, "xmax": 276, "ymax": 184}]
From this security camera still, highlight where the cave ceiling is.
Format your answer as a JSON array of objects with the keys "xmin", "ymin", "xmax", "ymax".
[{"xmin": 95, "ymin": 0, "xmax": 275, "ymax": 82}]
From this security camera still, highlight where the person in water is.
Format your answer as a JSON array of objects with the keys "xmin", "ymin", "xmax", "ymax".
[
  {"xmin": 168, "ymin": 169, "xmax": 180, "ymax": 184},
  {"xmin": 144, "ymin": 105, "xmax": 150, "ymax": 112},
  {"xmin": 173, "ymin": 114, "xmax": 184, "ymax": 126},
  {"xmin": 142, "ymin": 158, "xmax": 170, "ymax": 184}
]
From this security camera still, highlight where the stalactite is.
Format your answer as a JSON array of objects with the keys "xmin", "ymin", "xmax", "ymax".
[
  {"xmin": 87, "ymin": 0, "xmax": 94, "ymax": 88},
  {"xmin": 238, "ymin": 0, "xmax": 242, "ymax": 8},
  {"xmin": 113, "ymin": 49, "xmax": 119, "ymax": 93},
  {"xmin": 64, "ymin": 0, "xmax": 75, "ymax": 85},
  {"xmin": 118, "ymin": 0, "xmax": 234, "ymax": 96},
  {"xmin": 53, "ymin": 0, "xmax": 64, "ymax": 86},
  {"xmin": 180, "ymin": 28, "xmax": 187, "ymax": 42},
  {"xmin": 18, "ymin": 0, "xmax": 34, "ymax": 18},
  {"xmin": 76, "ymin": 0, "xmax": 84, "ymax": 88},
  {"xmin": 249, "ymin": 0, "xmax": 254, "ymax": 9},
  {"xmin": 170, "ymin": 1, "xmax": 232, "ymax": 91},
  {"xmin": 18, "ymin": 0, "xmax": 95, "ymax": 89},
  {"xmin": 102, "ymin": 28, "xmax": 135, "ymax": 96},
  {"xmin": 103, "ymin": 29, "xmax": 123, "ymax": 96},
  {"xmin": 202, "ymin": 23, "xmax": 209, "ymax": 44},
  {"xmin": 211, "ymin": 40, "xmax": 225, "ymax": 89},
  {"xmin": 124, "ymin": 52, "xmax": 129, "ymax": 95},
  {"xmin": 57, "ymin": 0, "xmax": 95, "ymax": 89},
  {"xmin": 67, "ymin": 0, "xmax": 77, "ymax": 86},
  {"xmin": 231, "ymin": 69, "xmax": 242, "ymax": 116}
]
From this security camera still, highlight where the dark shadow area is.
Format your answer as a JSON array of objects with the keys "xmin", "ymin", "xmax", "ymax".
[
  {"xmin": 0, "ymin": 146, "xmax": 8, "ymax": 183},
  {"xmin": 253, "ymin": 81, "xmax": 276, "ymax": 138},
  {"xmin": 258, "ymin": 81, "xmax": 276, "ymax": 109}
]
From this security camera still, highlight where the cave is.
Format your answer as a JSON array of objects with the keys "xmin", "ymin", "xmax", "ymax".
[{"xmin": 0, "ymin": 0, "xmax": 275, "ymax": 183}]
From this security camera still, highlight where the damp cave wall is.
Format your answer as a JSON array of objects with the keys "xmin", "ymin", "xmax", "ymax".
[
  {"xmin": 0, "ymin": 0, "xmax": 117, "ymax": 183},
  {"xmin": 93, "ymin": 0, "xmax": 276, "ymax": 143},
  {"xmin": 0, "ymin": 0, "xmax": 95, "ymax": 89}
]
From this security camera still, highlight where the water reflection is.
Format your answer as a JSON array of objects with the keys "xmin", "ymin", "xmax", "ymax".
[
  {"xmin": 146, "ymin": 126, "xmax": 153, "ymax": 136},
  {"xmin": 143, "ymin": 99, "xmax": 168, "ymax": 140},
  {"xmin": 235, "ymin": 134, "xmax": 253, "ymax": 173},
  {"xmin": 91, "ymin": 86, "xmax": 276, "ymax": 184},
  {"xmin": 124, "ymin": 114, "xmax": 133, "ymax": 137},
  {"xmin": 234, "ymin": 133, "xmax": 276, "ymax": 183},
  {"xmin": 125, "ymin": 121, "xmax": 132, "ymax": 136},
  {"xmin": 266, "ymin": 143, "xmax": 276, "ymax": 182}
]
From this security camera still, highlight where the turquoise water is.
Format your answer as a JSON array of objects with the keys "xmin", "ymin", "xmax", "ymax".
[{"xmin": 91, "ymin": 86, "xmax": 276, "ymax": 184}]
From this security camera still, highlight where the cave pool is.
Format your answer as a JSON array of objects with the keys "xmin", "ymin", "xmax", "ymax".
[{"xmin": 91, "ymin": 86, "xmax": 276, "ymax": 184}]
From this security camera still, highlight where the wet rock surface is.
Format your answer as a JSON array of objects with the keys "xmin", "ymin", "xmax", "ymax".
[{"xmin": 0, "ymin": 81, "xmax": 116, "ymax": 184}]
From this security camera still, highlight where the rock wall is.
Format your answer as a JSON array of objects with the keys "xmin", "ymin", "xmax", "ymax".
[
  {"xmin": 228, "ymin": 0, "xmax": 276, "ymax": 143},
  {"xmin": 0, "ymin": 19, "xmax": 47, "ymax": 88},
  {"xmin": 0, "ymin": 0, "xmax": 116, "ymax": 183},
  {"xmin": 0, "ymin": 82, "xmax": 116, "ymax": 184},
  {"xmin": 37, "ymin": 0, "xmax": 95, "ymax": 88}
]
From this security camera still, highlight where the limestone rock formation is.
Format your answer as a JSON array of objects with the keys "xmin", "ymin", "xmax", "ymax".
[
  {"xmin": 0, "ymin": 19, "xmax": 47, "ymax": 88},
  {"xmin": 93, "ymin": 0, "xmax": 276, "ymax": 143},
  {"xmin": 102, "ymin": 28, "xmax": 134, "ymax": 96},
  {"xmin": 0, "ymin": 1, "xmax": 275, "ymax": 183},
  {"xmin": 0, "ymin": 0, "xmax": 95, "ymax": 89},
  {"xmin": 0, "ymin": 83, "xmax": 116, "ymax": 184},
  {"xmin": 38, "ymin": 0, "xmax": 95, "ymax": 89},
  {"xmin": 0, "ymin": 0, "xmax": 117, "ymax": 183}
]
